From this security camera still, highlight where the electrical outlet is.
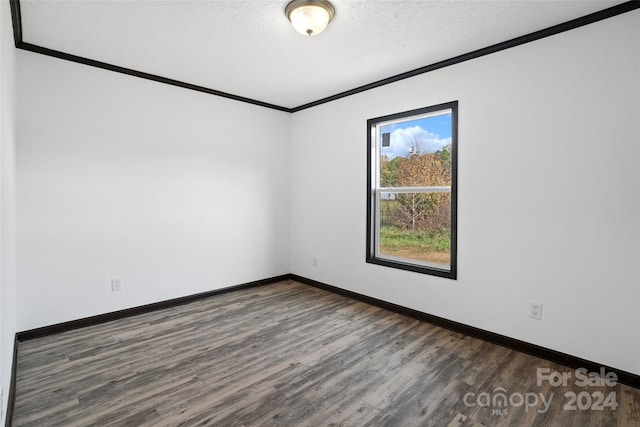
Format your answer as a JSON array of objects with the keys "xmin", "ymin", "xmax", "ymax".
[
  {"xmin": 312, "ymin": 257, "xmax": 318, "ymax": 267},
  {"xmin": 529, "ymin": 301, "xmax": 542, "ymax": 320},
  {"xmin": 111, "ymin": 278, "xmax": 123, "ymax": 292}
]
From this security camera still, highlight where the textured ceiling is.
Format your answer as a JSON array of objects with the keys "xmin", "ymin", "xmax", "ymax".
[{"xmin": 19, "ymin": 0, "xmax": 627, "ymax": 109}]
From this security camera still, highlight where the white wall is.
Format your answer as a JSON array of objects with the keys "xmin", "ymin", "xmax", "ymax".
[
  {"xmin": 0, "ymin": 0, "xmax": 18, "ymax": 422},
  {"xmin": 290, "ymin": 11, "xmax": 640, "ymax": 375},
  {"xmin": 16, "ymin": 52, "xmax": 291, "ymax": 331},
  {"xmin": 12, "ymin": 5, "xmax": 640, "ymax": 380}
]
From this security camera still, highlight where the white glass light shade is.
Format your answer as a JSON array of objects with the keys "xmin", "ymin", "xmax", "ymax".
[{"xmin": 285, "ymin": 0, "xmax": 335, "ymax": 36}]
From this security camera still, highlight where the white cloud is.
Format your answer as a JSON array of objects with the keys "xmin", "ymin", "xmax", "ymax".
[{"xmin": 381, "ymin": 125, "xmax": 450, "ymax": 159}]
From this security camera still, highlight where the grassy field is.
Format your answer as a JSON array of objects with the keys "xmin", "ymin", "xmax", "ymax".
[{"xmin": 379, "ymin": 226, "xmax": 450, "ymax": 266}]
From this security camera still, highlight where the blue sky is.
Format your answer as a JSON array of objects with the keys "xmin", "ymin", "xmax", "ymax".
[{"xmin": 380, "ymin": 113, "xmax": 452, "ymax": 159}]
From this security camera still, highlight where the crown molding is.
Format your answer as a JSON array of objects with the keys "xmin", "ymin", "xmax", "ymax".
[{"xmin": 8, "ymin": 1, "xmax": 640, "ymax": 109}]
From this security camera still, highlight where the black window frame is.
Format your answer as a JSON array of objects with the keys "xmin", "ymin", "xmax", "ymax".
[{"xmin": 366, "ymin": 101, "xmax": 458, "ymax": 279}]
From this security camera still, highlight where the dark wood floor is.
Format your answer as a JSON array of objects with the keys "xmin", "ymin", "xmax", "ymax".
[{"xmin": 12, "ymin": 280, "xmax": 640, "ymax": 426}]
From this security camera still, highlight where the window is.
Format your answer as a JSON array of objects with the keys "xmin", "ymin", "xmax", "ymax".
[{"xmin": 367, "ymin": 102, "xmax": 458, "ymax": 279}]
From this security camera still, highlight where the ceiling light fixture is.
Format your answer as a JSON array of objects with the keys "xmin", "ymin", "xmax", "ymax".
[{"xmin": 285, "ymin": 0, "xmax": 335, "ymax": 36}]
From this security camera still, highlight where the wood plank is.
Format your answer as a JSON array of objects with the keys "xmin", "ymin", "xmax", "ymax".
[{"xmin": 618, "ymin": 386, "xmax": 640, "ymax": 427}]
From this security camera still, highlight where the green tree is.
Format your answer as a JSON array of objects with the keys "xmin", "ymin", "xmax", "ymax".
[
  {"xmin": 380, "ymin": 155, "xmax": 400, "ymax": 187},
  {"xmin": 390, "ymin": 137, "xmax": 451, "ymax": 231}
]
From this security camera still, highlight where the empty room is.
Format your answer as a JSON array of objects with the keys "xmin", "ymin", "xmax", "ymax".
[{"xmin": 1, "ymin": 0, "xmax": 639, "ymax": 425}]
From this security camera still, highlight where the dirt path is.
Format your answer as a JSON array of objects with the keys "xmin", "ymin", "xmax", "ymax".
[{"xmin": 380, "ymin": 246, "xmax": 450, "ymax": 266}]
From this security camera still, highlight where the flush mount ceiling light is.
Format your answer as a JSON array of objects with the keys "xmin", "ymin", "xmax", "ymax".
[{"xmin": 285, "ymin": 0, "xmax": 335, "ymax": 36}]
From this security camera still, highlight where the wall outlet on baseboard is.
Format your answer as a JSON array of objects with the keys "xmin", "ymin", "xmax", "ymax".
[
  {"xmin": 111, "ymin": 278, "xmax": 123, "ymax": 292},
  {"xmin": 529, "ymin": 301, "xmax": 542, "ymax": 320}
]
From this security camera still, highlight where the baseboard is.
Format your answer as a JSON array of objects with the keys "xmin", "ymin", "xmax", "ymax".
[
  {"xmin": 10, "ymin": 271, "xmax": 639, "ymax": 419},
  {"xmin": 290, "ymin": 274, "xmax": 640, "ymax": 390},
  {"xmin": 4, "ymin": 336, "xmax": 17, "ymax": 427},
  {"xmin": 17, "ymin": 274, "xmax": 290, "ymax": 342}
]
